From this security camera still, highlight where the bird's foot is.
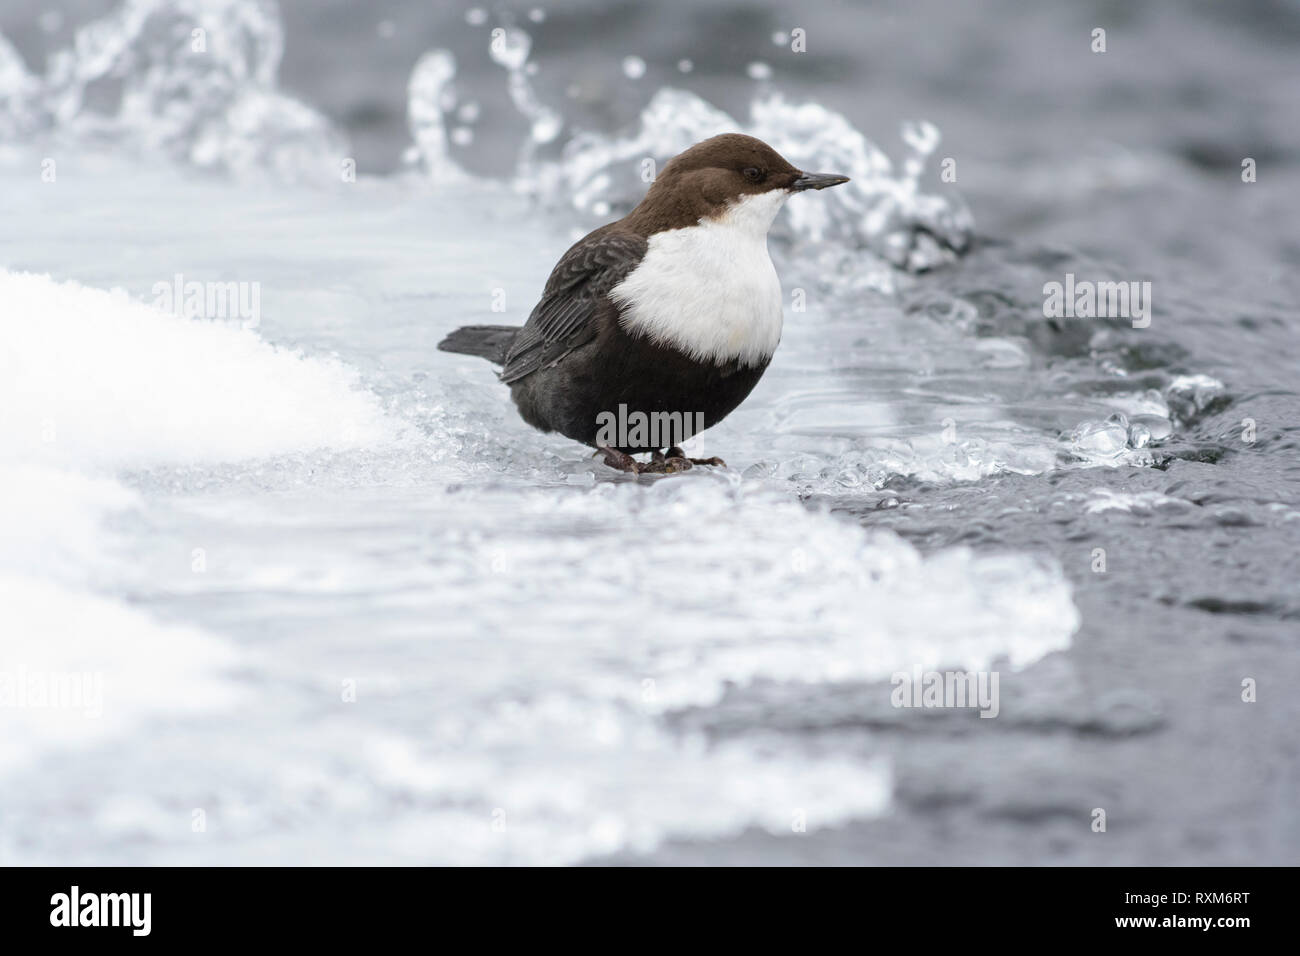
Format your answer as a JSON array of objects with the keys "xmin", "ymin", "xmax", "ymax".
[
  {"xmin": 595, "ymin": 447, "xmax": 693, "ymax": 474},
  {"xmin": 642, "ymin": 449, "xmax": 692, "ymax": 473},
  {"xmin": 667, "ymin": 447, "xmax": 726, "ymax": 467},
  {"xmin": 596, "ymin": 446, "xmax": 641, "ymax": 473}
]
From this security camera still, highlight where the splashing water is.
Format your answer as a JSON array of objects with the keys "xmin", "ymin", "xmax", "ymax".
[
  {"xmin": 403, "ymin": 23, "xmax": 973, "ymax": 271},
  {"xmin": 4, "ymin": 0, "xmax": 345, "ymax": 179},
  {"xmin": 0, "ymin": 31, "xmax": 40, "ymax": 141},
  {"xmin": 487, "ymin": 27, "xmax": 562, "ymax": 178},
  {"xmin": 405, "ymin": 49, "xmax": 469, "ymax": 184},
  {"xmin": 7, "ymin": 7, "xmax": 969, "ymax": 264}
]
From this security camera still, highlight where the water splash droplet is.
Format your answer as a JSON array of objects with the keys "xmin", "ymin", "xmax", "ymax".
[
  {"xmin": 407, "ymin": 49, "xmax": 470, "ymax": 182},
  {"xmin": 1067, "ymin": 416, "xmax": 1132, "ymax": 464},
  {"xmin": 489, "ymin": 27, "xmax": 531, "ymax": 72},
  {"xmin": 900, "ymin": 119, "xmax": 941, "ymax": 156},
  {"xmin": 621, "ymin": 56, "xmax": 647, "ymax": 80}
]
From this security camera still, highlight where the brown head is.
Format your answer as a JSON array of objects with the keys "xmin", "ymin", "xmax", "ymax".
[{"xmin": 622, "ymin": 133, "xmax": 850, "ymax": 235}]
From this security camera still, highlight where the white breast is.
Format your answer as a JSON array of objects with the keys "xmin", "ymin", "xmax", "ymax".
[{"xmin": 610, "ymin": 190, "xmax": 788, "ymax": 368}]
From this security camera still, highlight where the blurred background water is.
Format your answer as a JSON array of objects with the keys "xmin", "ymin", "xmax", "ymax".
[{"xmin": 1, "ymin": 0, "xmax": 1297, "ymax": 864}]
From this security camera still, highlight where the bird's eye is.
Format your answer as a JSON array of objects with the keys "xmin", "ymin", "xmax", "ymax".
[{"xmin": 742, "ymin": 167, "xmax": 764, "ymax": 182}]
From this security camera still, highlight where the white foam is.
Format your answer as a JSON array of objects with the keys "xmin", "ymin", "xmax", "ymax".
[
  {"xmin": 41, "ymin": 477, "xmax": 1074, "ymax": 864},
  {"xmin": 0, "ymin": 265, "xmax": 395, "ymax": 780},
  {"xmin": 0, "ymin": 270, "xmax": 395, "ymax": 469},
  {"xmin": 1085, "ymin": 489, "xmax": 1191, "ymax": 515},
  {"xmin": 0, "ymin": 464, "xmax": 137, "ymax": 584},
  {"xmin": 0, "ymin": 572, "xmax": 244, "ymax": 773},
  {"xmin": 0, "ymin": 460, "xmax": 246, "ymax": 774},
  {"xmin": 473, "ymin": 479, "xmax": 1080, "ymax": 706}
]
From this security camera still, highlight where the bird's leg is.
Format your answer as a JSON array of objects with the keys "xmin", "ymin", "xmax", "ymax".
[{"xmin": 667, "ymin": 446, "xmax": 726, "ymax": 467}]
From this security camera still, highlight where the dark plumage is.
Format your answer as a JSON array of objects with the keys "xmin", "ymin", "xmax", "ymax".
[{"xmin": 438, "ymin": 133, "xmax": 848, "ymax": 472}]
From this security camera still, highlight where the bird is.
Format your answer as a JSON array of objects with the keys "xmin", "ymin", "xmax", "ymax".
[{"xmin": 438, "ymin": 133, "xmax": 849, "ymax": 473}]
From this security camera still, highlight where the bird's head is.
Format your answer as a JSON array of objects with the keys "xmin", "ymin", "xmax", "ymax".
[{"xmin": 626, "ymin": 133, "xmax": 849, "ymax": 235}]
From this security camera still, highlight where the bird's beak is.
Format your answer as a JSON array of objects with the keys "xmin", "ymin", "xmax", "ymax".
[{"xmin": 791, "ymin": 171, "xmax": 851, "ymax": 191}]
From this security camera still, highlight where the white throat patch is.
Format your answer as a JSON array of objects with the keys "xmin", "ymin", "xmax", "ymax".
[{"xmin": 610, "ymin": 190, "xmax": 788, "ymax": 367}]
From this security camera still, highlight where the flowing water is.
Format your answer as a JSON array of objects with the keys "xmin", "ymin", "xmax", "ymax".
[{"xmin": 1, "ymin": 0, "xmax": 1297, "ymax": 865}]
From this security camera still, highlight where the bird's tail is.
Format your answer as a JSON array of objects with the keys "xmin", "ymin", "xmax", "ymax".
[{"xmin": 437, "ymin": 324, "xmax": 518, "ymax": 364}]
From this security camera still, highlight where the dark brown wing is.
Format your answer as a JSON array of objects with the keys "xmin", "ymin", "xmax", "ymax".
[{"xmin": 500, "ymin": 226, "xmax": 647, "ymax": 385}]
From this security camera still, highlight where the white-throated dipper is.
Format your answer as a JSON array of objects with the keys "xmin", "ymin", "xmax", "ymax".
[{"xmin": 438, "ymin": 133, "xmax": 849, "ymax": 473}]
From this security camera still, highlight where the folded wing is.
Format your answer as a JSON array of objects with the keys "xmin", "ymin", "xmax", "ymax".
[{"xmin": 500, "ymin": 226, "xmax": 647, "ymax": 384}]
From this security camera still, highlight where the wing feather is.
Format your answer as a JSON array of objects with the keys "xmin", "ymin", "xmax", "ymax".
[{"xmin": 500, "ymin": 228, "xmax": 647, "ymax": 384}]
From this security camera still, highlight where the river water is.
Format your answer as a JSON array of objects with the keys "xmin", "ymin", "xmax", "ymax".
[{"xmin": 1, "ymin": 0, "xmax": 1296, "ymax": 864}]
